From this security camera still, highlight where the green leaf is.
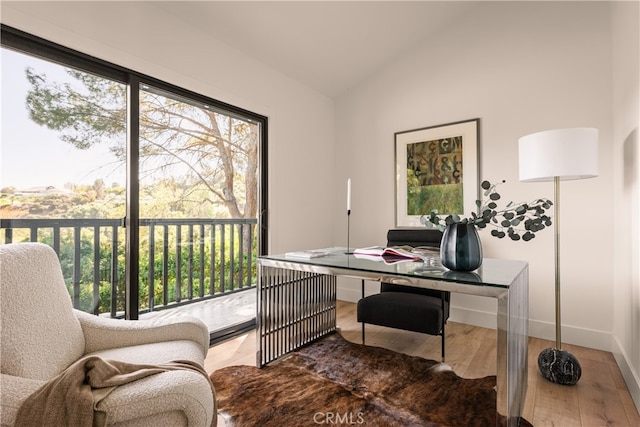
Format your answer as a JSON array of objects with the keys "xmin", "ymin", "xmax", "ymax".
[
  {"xmin": 445, "ymin": 215, "xmax": 459, "ymax": 225},
  {"xmin": 424, "ymin": 179, "xmax": 552, "ymax": 243}
]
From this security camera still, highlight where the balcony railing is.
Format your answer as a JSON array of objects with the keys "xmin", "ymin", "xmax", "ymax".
[{"xmin": 1, "ymin": 217, "xmax": 258, "ymax": 318}]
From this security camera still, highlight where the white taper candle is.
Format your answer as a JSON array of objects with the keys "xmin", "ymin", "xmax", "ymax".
[{"xmin": 347, "ymin": 178, "xmax": 351, "ymax": 212}]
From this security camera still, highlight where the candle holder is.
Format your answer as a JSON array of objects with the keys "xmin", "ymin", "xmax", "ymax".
[
  {"xmin": 345, "ymin": 209, "xmax": 353, "ymax": 254},
  {"xmin": 345, "ymin": 178, "xmax": 352, "ymax": 254}
]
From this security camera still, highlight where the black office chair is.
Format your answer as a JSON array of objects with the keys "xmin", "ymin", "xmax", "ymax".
[{"xmin": 356, "ymin": 228, "xmax": 450, "ymax": 361}]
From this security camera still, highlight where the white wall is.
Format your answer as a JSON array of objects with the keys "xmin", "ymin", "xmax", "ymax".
[
  {"xmin": 335, "ymin": 1, "xmax": 615, "ymax": 347},
  {"xmin": 611, "ymin": 0, "xmax": 640, "ymax": 411},
  {"xmin": 0, "ymin": 1, "xmax": 337, "ymax": 255},
  {"xmin": 335, "ymin": 0, "xmax": 638, "ymax": 409}
]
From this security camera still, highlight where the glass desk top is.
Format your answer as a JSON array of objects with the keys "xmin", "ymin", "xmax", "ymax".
[
  {"xmin": 258, "ymin": 247, "xmax": 530, "ymax": 425},
  {"xmin": 260, "ymin": 247, "xmax": 527, "ymax": 290}
]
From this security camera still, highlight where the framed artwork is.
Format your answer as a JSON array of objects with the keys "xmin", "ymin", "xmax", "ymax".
[{"xmin": 395, "ymin": 118, "xmax": 480, "ymax": 227}]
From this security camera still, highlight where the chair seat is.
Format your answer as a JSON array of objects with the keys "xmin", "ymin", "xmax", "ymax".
[{"xmin": 357, "ymin": 292, "xmax": 447, "ymax": 336}]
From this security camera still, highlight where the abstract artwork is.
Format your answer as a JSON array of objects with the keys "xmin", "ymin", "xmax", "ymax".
[{"xmin": 395, "ymin": 119, "xmax": 479, "ymax": 226}]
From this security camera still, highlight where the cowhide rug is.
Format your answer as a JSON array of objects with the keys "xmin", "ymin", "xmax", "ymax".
[{"xmin": 210, "ymin": 333, "xmax": 533, "ymax": 426}]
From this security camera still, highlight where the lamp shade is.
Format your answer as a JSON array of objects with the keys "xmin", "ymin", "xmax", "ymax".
[{"xmin": 518, "ymin": 127, "xmax": 599, "ymax": 182}]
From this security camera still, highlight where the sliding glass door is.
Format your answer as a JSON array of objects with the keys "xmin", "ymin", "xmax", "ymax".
[
  {"xmin": 1, "ymin": 25, "xmax": 267, "ymax": 338},
  {"xmin": 135, "ymin": 84, "xmax": 261, "ymax": 334}
]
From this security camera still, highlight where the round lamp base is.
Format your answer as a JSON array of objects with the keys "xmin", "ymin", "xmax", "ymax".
[{"xmin": 537, "ymin": 347, "xmax": 582, "ymax": 385}]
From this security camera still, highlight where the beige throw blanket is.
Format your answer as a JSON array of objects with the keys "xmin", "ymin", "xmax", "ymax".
[{"xmin": 15, "ymin": 356, "xmax": 213, "ymax": 427}]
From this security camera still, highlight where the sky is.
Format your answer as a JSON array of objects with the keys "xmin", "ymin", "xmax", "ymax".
[{"xmin": 1, "ymin": 47, "xmax": 125, "ymax": 190}]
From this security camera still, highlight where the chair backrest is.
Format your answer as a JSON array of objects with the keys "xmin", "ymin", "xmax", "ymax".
[
  {"xmin": 382, "ymin": 228, "xmax": 448, "ymax": 300},
  {"xmin": 0, "ymin": 242, "xmax": 85, "ymax": 380},
  {"xmin": 386, "ymin": 228, "xmax": 442, "ymax": 249}
]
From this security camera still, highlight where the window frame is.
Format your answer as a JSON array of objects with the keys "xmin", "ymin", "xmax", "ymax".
[{"xmin": 1, "ymin": 24, "xmax": 269, "ymax": 320}]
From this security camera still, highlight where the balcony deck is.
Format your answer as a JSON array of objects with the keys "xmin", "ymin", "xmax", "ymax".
[{"xmin": 140, "ymin": 288, "xmax": 256, "ymax": 335}]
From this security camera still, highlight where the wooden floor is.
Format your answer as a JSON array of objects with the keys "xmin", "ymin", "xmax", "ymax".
[{"xmin": 205, "ymin": 300, "xmax": 640, "ymax": 426}]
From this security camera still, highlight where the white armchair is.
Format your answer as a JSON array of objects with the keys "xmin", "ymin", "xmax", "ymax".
[{"xmin": 0, "ymin": 242, "xmax": 216, "ymax": 426}]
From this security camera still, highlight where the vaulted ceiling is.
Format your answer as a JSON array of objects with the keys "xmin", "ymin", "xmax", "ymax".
[{"xmin": 156, "ymin": 1, "xmax": 475, "ymax": 98}]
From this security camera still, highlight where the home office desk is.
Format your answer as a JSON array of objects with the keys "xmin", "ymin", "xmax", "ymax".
[{"xmin": 257, "ymin": 249, "xmax": 529, "ymax": 427}]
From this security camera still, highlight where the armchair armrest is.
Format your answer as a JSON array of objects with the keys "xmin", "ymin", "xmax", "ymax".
[
  {"xmin": 75, "ymin": 310, "xmax": 209, "ymax": 356},
  {"xmin": 96, "ymin": 369, "xmax": 216, "ymax": 427}
]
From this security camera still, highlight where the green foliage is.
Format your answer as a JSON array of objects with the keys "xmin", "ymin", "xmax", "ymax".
[
  {"xmin": 141, "ymin": 229, "xmax": 258, "ymax": 309},
  {"xmin": 422, "ymin": 180, "xmax": 553, "ymax": 242},
  {"xmin": 25, "ymin": 67, "xmax": 126, "ymax": 149},
  {"xmin": 23, "ymin": 66, "xmax": 258, "ymax": 219},
  {"xmin": 4, "ymin": 225, "xmax": 257, "ymax": 315}
]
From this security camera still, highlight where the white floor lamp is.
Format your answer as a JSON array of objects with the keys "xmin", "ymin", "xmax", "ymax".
[{"xmin": 518, "ymin": 127, "xmax": 599, "ymax": 385}]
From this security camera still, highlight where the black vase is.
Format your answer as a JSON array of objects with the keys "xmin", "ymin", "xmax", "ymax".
[{"xmin": 440, "ymin": 224, "xmax": 483, "ymax": 271}]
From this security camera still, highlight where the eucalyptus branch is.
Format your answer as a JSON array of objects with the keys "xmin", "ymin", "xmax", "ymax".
[{"xmin": 421, "ymin": 180, "xmax": 553, "ymax": 241}]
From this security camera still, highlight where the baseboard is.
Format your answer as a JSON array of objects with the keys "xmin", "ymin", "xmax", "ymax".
[
  {"xmin": 612, "ymin": 336, "xmax": 640, "ymax": 415},
  {"xmin": 337, "ymin": 282, "xmax": 612, "ymax": 350},
  {"xmin": 447, "ymin": 306, "xmax": 497, "ymax": 330},
  {"xmin": 527, "ymin": 318, "xmax": 612, "ymax": 352}
]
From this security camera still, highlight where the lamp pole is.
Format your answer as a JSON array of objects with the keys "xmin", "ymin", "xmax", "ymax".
[{"xmin": 553, "ymin": 176, "xmax": 562, "ymax": 350}]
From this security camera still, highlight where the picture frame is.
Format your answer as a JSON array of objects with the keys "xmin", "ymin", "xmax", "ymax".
[{"xmin": 395, "ymin": 118, "xmax": 480, "ymax": 227}]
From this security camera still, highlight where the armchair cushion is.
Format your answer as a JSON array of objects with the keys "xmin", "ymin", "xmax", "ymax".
[
  {"xmin": 0, "ymin": 243, "xmax": 85, "ymax": 381},
  {"xmin": 14, "ymin": 356, "xmax": 214, "ymax": 427},
  {"xmin": 95, "ymin": 367, "xmax": 215, "ymax": 426}
]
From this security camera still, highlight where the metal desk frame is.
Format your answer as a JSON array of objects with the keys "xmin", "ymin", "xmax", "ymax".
[{"xmin": 257, "ymin": 250, "xmax": 528, "ymax": 426}]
